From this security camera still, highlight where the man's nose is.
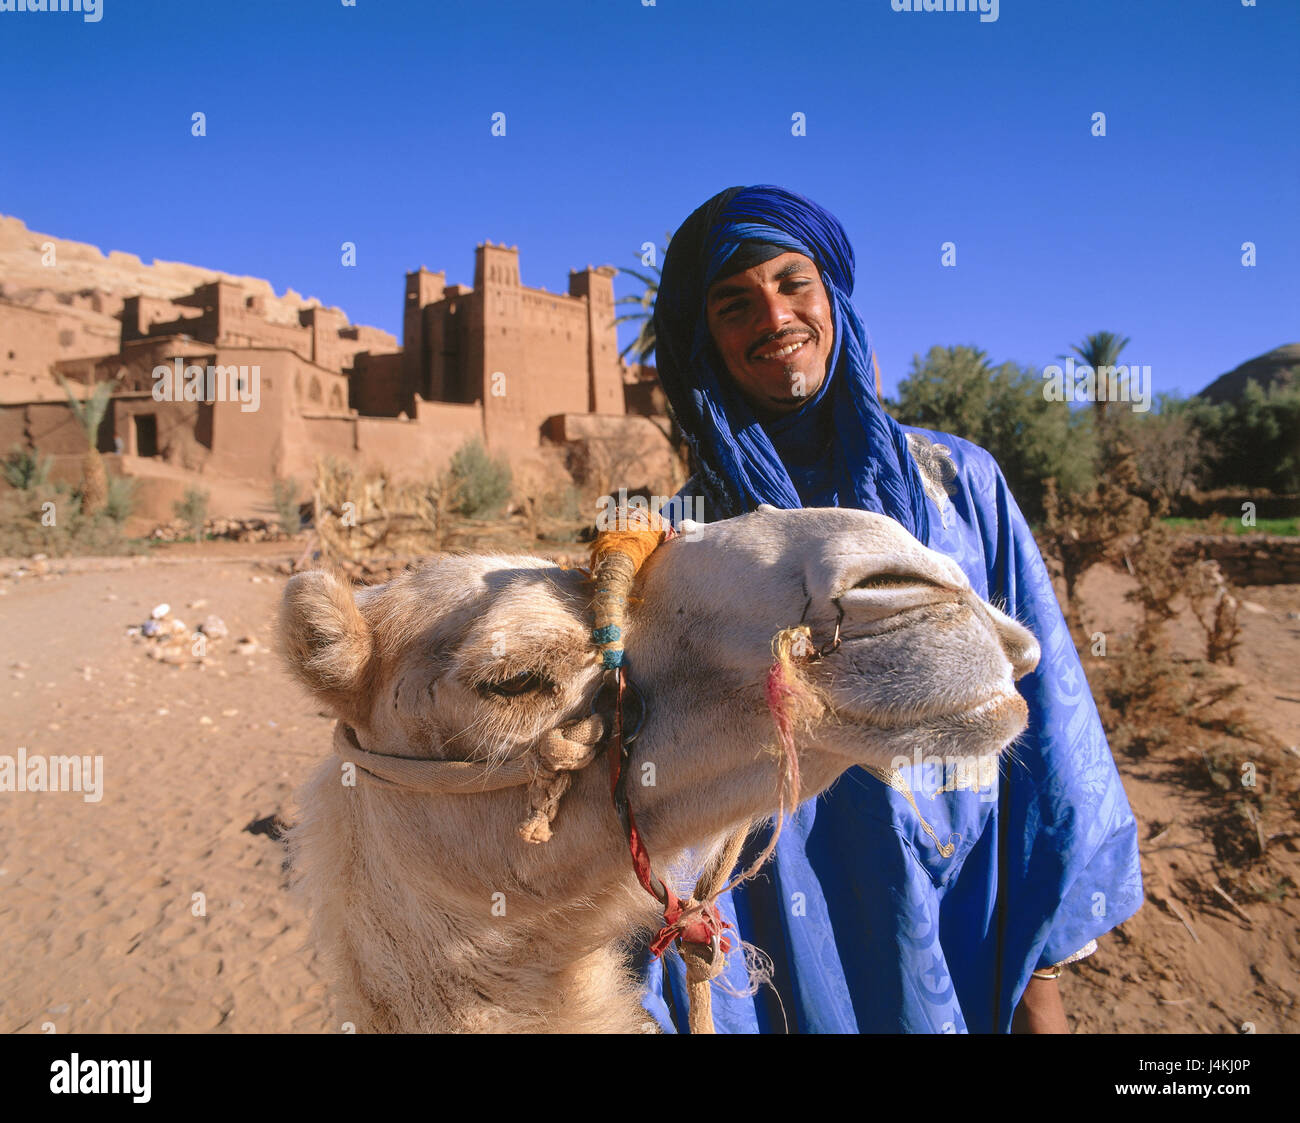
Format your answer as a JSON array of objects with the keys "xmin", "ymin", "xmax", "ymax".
[{"xmin": 751, "ymin": 291, "xmax": 796, "ymax": 339}]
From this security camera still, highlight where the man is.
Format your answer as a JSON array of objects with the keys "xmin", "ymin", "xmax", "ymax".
[{"xmin": 640, "ymin": 185, "xmax": 1142, "ymax": 1033}]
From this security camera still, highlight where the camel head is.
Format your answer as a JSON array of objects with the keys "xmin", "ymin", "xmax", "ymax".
[{"xmin": 277, "ymin": 505, "xmax": 1039, "ymax": 1030}]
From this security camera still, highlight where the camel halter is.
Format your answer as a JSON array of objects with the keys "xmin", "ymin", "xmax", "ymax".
[{"xmin": 333, "ymin": 507, "xmax": 801, "ymax": 1034}]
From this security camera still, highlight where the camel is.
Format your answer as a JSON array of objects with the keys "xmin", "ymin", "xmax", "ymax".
[{"xmin": 278, "ymin": 504, "xmax": 1040, "ymax": 1033}]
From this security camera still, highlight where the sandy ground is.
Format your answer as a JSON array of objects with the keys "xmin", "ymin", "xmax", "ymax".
[
  {"xmin": 0, "ymin": 547, "xmax": 1296, "ymax": 1034},
  {"xmin": 0, "ymin": 552, "xmax": 332, "ymax": 1032}
]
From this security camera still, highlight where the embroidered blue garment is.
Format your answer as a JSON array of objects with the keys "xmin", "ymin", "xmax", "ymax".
[{"xmin": 640, "ymin": 186, "xmax": 1143, "ymax": 1033}]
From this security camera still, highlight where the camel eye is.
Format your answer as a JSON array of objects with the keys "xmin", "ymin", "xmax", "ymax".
[
  {"xmin": 481, "ymin": 670, "xmax": 552, "ymax": 698},
  {"xmin": 853, "ymin": 573, "xmax": 926, "ymax": 591}
]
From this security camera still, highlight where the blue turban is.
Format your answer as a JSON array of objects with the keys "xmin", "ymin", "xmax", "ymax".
[{"xmin": 653, "ymin": 184, "xmax": 931, "ymax": 542}]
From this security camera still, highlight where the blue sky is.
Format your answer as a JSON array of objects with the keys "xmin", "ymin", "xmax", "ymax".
[{"xmin": 0, "ymin": 0, "xmax": 1295, "ymax": 398}]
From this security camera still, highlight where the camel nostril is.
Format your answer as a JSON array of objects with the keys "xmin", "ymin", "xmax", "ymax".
[
  {"xmin": 1007, "ymin": 634, "xmax": 1041, "ymax": 680},
  {"xmin": 975, "ymin": 598, "xmax": 1040, "ymax": 680}
]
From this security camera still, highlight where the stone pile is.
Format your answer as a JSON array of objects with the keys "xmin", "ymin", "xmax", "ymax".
[
  {"xmin": 149, "ymin": 516, "xmax": 289, "ymax": 543},
  {"xmin": 126, "ymin": 602, "xmax": 260, "ymax": 666}
]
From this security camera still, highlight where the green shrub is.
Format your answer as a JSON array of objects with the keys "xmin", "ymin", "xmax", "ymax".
[
  {"xmin": 0, "ymin": 483, "xmax": 146, "ymax": 558},
  {"xmin": 1183, "ymin": 376, "xmax": 1300, "ymax": 493},
  {"xmin": 173, "ymin": 486, "xmax": 210, "ymax": 541},
  {"xmin": 272, "ymin": 477, "xmax": 302, "ymax": 533},
  {"xmin": 3, "ymin": 445, "xmax": 53, "ymax": 491},
  {"xmin": 446, "ymin": 438, "xmax": 512, "ymax": 519},
  {"xmin": 104, "ymin": 474, "xmax": 138, "ymax": 524}
]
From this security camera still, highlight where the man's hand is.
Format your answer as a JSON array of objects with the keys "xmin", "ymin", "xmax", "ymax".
[{"xmin": 1011, "ymin": 975, "xmax": 1069, "ymax": 1033}]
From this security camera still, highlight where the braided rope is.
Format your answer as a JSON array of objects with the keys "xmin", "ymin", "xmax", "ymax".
[{"xmin": 589, "ymin": 507, "xmax": 674, "ymax": 670}]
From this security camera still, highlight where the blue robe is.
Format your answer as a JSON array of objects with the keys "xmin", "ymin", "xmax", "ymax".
[{"xmin": 639, "ymin": 426, "xmax": 1144, "ymax": 1033}]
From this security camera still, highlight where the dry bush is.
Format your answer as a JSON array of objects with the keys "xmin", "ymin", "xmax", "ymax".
[
  {"xmin": 1040, "ymin": 442, "xmax": 1153, "ymax": 645},
  {"xmin": 1065, "ymin": 461, "xmax": 1294, "ymax": 892},
  {"xmin": 313, "ymin": 457, "xmax": 447, "ymax": 562},
  {"xmin": 1185, "ymin": 559, "xmax": 1243, "ymax": 665},
  {"xmin": 0, "ymin": 485, "xmax": 144, "ymax": 557}
]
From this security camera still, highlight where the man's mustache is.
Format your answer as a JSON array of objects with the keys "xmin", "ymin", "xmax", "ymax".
[{"xmin": 748, "ymin": 329, "xmax": 815, "ymax": 360}]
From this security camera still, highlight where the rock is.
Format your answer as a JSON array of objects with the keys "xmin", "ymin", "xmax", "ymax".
[
  {"xmin": 235, "ymin": 638, "xmax": 259, "ymax": 656},
  {"xmin": 151, "ymin": 603, "xmax": 170, "ymax": 619},
  {"xmin": 198, "ymin": 615, "xmax": 228, "ymax": 639},
  {"xmin": 141, "ymin": 620, "xmax": 162, "ymax": 638}
]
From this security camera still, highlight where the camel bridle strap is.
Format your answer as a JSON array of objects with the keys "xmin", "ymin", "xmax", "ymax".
[
  {"xmin": 333, "ymin": 716, "xmax": 609, "ymax": 843},
  {"xmin": 603, "ymin": 664, "xmax": 733, "ymax": 964}
]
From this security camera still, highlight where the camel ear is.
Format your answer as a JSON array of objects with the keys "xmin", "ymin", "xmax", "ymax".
[{"xmin": 278, "ymin": 569, "xmax": 375, "ymax": 722}]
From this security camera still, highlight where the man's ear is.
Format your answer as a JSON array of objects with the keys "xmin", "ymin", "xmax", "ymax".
[{"xmin": 278, "ymin": 569, "xmax": 375, "ymax": 725}]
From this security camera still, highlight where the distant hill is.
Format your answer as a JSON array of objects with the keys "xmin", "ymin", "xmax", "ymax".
[{"xmin": 1197, "ymin": 344, "xmax": 1300, "ymax": 405}]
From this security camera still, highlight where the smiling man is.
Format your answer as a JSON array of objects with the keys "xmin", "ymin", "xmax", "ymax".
[
  {"xmin": 642, "ymin": 184, "xmax": 1143, "ymax": 1035},
  {"xmin": 704, "ymin": 252, "xmax": 834, "ymax": 420}
]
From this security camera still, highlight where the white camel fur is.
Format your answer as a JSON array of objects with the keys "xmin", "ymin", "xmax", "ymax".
[{"xmin": 278, "ymin": 505, "xmax": 1040, "ymax": 1033}]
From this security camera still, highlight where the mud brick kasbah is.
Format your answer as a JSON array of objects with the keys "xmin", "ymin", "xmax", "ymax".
[{"xmin": 0, "ymin": 215, "xmax": 672, "ymax": 505}]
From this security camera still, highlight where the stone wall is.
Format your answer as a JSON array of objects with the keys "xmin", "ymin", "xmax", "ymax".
[{"xmin": 1173, "ymin": 534, "xmax": 1300, "ymax": 586}]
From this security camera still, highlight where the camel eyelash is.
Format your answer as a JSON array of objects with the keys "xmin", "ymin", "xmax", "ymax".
[{"xmin": 476, "ymin": 670, "xmax": 557, "ymax": 699}]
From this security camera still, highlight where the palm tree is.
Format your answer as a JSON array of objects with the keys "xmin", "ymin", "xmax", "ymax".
[
  {"xmin": 56, "ymin": 373, "xmax": 116, "ymax": 517},
  {"xmin": 1065, "ymin": 331, "xmax": 1131, "ymax": 425},
  {"xmin": 613, "ymin": 238, "xmax": 698, "ymax": 486},
  {"xmin": 613, "ymin": 233, "xmax": 673, "ymax": 367},
  {"xmin": 613, "ymin": 264, "xmax": 661, "ymax": 365}
]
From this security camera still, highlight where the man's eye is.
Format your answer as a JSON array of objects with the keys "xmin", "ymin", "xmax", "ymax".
[
  {"xmin": 480, "ymin": 670, "xmax": 552, "ymax": 698},
  {"xmin": 722, "ymin": 301, "xmax": 745, "ymax": 316}
]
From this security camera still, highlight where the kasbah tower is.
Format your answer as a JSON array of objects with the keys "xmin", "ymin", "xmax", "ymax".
[{"xmin": 395, "ymin": 241, "xmax": 627, "ymax": 458}]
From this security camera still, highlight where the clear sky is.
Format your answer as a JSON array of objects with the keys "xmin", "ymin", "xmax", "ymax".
[{"xmin": 1, "ymin": 0, "xmax": 1295, "ymax": 398}]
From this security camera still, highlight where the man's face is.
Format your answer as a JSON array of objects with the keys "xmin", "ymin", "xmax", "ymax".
[{"xmin": 705, "ymin": 251, "xmax": 834, "ymax": 421}]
